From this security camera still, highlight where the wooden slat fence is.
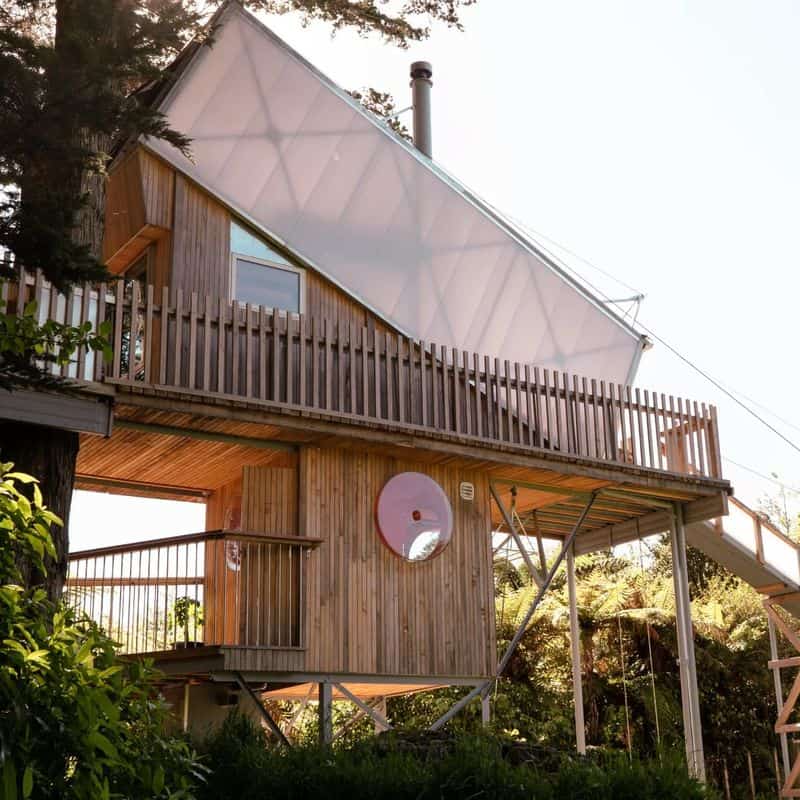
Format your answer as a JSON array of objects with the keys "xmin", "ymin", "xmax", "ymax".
[{"xmin": 9, "ymin": 267, "xmax": 723, "ymax": 480}]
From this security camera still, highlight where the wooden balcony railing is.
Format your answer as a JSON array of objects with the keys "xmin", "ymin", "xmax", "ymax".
[
  {"xmin": 64, "ymin": 531, "xmax": 319, "ymax": 654},
  {"xmin": 8, "ymin": 267, "xmax": 723, "ymax": 480}
]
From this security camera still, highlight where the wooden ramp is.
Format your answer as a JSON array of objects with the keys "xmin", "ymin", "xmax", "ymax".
[{"xmin": 687, "ymin": 497, "xmax": 800, "ymax": 797}]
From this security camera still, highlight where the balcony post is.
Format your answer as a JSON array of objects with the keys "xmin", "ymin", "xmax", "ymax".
[
  {"xmin": 670, "ymin": 503, "xmax": 705, "ymax": 781},
  {"xmin": 567, "ymin": 546, "xmax": 586, "ymax": 755},
  {"xmin": 319, "ymin": 682, "xmax": 333, "ymax": 746}
]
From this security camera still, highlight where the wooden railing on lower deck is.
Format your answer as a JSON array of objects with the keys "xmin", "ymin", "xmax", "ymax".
[
  {"xmin": 9, "ymin": 268, "xmax": 723, "ymax": 480},
  {"xmin": 65, "ymin": 531, "xmax": 319, "ymax": 654}
]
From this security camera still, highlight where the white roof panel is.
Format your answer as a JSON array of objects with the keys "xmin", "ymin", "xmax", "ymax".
[{"xmin": 146, "ymin": 5, "xmax": 644, "ymax": 383}]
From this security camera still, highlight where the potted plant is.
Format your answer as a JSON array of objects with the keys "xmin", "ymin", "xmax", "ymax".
[{"xmin": 169, "ymin": 596, "xmax": 204, "ymax": 649}]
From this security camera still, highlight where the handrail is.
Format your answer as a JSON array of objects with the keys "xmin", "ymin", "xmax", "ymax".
[
  {"xmin": 67, "ymin": 529, "xmax": 322, "ymax": 560},
  {"xmin": 64, "ymin": 529, "xmax": 313, "ymax": 654},
  {"xmin": 7, "ymin": 265, "xmax": 724, "ymax": 481}
]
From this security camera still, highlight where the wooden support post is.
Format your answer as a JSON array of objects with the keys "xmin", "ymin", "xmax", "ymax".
[
  {"xmin": 319, "ymin": 682, "xmax": 333, "ymax": 746},
  {"xmin": 333, "ymin": 683, "xmax": 392, "ymax": 732},
  {"xmin": 567, "ymin": 546, "xmax": 586, "ymax": 755},
  {"xmin": 182, "ymin": 681, "xmax": 190, "ymax": 733},
  {"xmin": 481, "ymin": 688, "xmax": 491, "ymax": 727},
  {"xmin": 374, "ymin": 697, "xmax": 388, "ymax": 735},
  {"xmin": 670, "ymin": 504, "xmax": 705, "ymax": 781},
  {"xmin": 768, "ymin": 613, "xmax": 792, "ymax": 782}
]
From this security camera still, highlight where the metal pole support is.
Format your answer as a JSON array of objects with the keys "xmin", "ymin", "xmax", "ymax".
[
  {"xmin": 670, "ymin": 504, "xmax": 705, "ymax": 781},
  {"xmin": 567, "ymin": 546, "xmax": 586, "ymax": 754}
]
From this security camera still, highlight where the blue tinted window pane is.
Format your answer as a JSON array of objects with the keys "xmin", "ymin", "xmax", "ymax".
[
  {"xmin": 230, "ymin": 221, "xmax": 290, "ymax": 266},
  {"xmin": 235, "ymin": 258, "xmax": 299, "ymax": 312}
]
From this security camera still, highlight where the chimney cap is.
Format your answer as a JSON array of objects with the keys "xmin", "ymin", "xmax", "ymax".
[{"xmin": 410, "ymin": 61, "xmax": 433, "ymax": 82}]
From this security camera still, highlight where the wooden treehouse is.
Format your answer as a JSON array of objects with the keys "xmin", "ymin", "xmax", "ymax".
[{"xmin": 10, "ymin": 5, "xmax": 800, "ymax": 790}]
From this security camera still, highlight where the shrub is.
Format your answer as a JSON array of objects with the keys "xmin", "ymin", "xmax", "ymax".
[
  {"xmin": 198, "ymin": 711, "xmax": 717, "ymax": 800},
  {"xmin": 0, "ymin": 465, "xmax": 206, "ymax": 799}
]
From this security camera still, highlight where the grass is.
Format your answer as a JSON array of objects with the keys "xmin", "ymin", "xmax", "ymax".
[{"xmin": 196, "ymin": 713, "xmax": 717, "ymax": 800}]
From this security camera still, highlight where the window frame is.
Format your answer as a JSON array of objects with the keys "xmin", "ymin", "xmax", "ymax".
[{"xmin": 229, "ymin": 251, "xmax": 306, "ymax": 316}]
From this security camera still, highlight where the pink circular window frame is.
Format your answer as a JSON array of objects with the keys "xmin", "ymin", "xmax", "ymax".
[{"xmin": 375, "ymin": 472, "xmax": 453, "ymax": 562}]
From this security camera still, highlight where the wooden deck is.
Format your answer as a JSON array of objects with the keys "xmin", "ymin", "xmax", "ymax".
[{"xmin": 11, "ymin": 267, "xmax": 725, "ymax": 491}]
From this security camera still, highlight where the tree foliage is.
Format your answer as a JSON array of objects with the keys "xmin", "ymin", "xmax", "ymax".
[{"xmin": 0, "ymin": 465, "xmax": 205, "ymax": 799}]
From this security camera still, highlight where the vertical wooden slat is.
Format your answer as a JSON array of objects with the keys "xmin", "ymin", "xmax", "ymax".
[
  {"xmin": 373, "ymin": 329, "xmax": 381, "ymax": 419},
  {"xmin": 215, "ymin": 296, "xmax": 225, "ymax": 394},
  {"xmin": 709, "ymin": 405, "xmax": 722, "ymax": 479},
  {"xmin": 694, "ymin": 400, "xmax": 706, "ymax": 476},
  {"xmin": 408, "ymin": 337, "xmax": 416, "ymax": 425},
  {"xmin": 635, "ymin": 388, "xmax": 646, "ymax": 467},
  {"xmin": 15, "ymin": 265, "xmax": 26, "ymax": 318},
  {"xmin": 562, "ymin": 372, "xmax": 573, "ymax": 454},
  {"xmin": 286, "ymin": 314, "xmax": 294, "ymax": 406},
  {"xmin": 112, "ymin": 280, "xmax": 124, "ymax": 380},
  {"xmin": 572, "ymin": 374, "xmax": 583, "ymax": 455},
  {"xmin": 463, "ymin": 350, "xmax": 472, "ymax": 437},
  {"xmin": 431, "ymin": 344, "xmax": 439, "ymax": 429},
  {"xmin": 598, "ymin": 380, "xmax": 609, "ymax": 459},
  {"xmin": 420, "ymin": 342, "xmax": 429, "ymax": 427},
  {"xmin": 188, "ymin": 292, "xmax": 198, "ymax": 390},
  {"xmin": 644, "ymin": 390, "xmax": 655, "ymax": 469},
  {"xmin": 442, "ymin": 348, "xmax": 451, "ymax": 432},
  {"xmin": 616, "ymin": 383, "xmax": 627, "ymax": 463},
  {"xmin": 230, "ymin": 300, "xmax": 239, "ymax": 396},
  {"xmin": 483, "ymin": 355, "xmax": 493, "ymax": 439},
  {"xmin": 325, "ymin": 319, "xmax": 333, "ymax": 411},
  {"xmin": 94, "ymin": 281, "xmax": 108, "ymax": 382},
  {"xmin": 525, "ymin": 365, "xmax": 534, "ymax": 447},
  {"xmin": 159, "ymin": 286, "xmax": 169, "ymax": 386},
  {"xmin": 474, "ymin": 353, "xmax": 483, "ymax": 438},
  {"xmin": 385, "ymin": 331, "xmax": 393, "ymax": 421},
  {"xmin": 244, "ymin": 303, "xmax": 254, "ymax": 399},
  {"xmin": 258, "ymin": 307, "xmax": 267, "ymax": 400},
  {"xmin": 581, "ymin": 377, "xmax": 591, "ymax": 458},
  {"xmin": 657, "ymin": 393, "xmax": 667, "ymax": 471},
  {"xmin": 349, "ymin": 323, "xmax": 356, "ymax": 414},
  {"xmin": 668, "ymin": 395, "xmax": 679, "ymax": 471},
  {"xmin": 76, "ymin": 281, "xmax": 90, "ymax": 380},
  {"xmin": 312, "ymin": 318, "xmax": 320, "ymax": 409},
  {"xmin": 272, "ymin": 311, "xmax": 281, "ymax": 403},
  {"xmin": 201, "ymin": 295, "xmax": 211, "ymax": 392},
  {"xmin": 533, "ymin": 367, "xmax": 543, "ymax": 448},
  {"xmin": 452, "ymin": 348, "xmax": 461, "ymax": 434},
  {"xmin": 685, "ymin": 397, "xmax": 698, "ymax": 473},
  {"xmin": 337, "ymin": 321, "xmax": 345, "ymax": 413},
  {"xmin": 298, "ymin": 315, "xmax": 307, "ymax": 407},
  {"xmin": 173, "ymin": 288, "xmax": 183, "ymax": 387},
  {"xmin": 494, "ymin": 358, "xmax": 503, "ymax": 441},
  {"xmin": 543, "ymin": 369, "xmax": 553, "ymax": 449},
  {"xmin": 143, "ymin": 284, "xmax": 154, "ymax": 385},
  {"xmin": 361, "ymin": 326, "xmax": 368, "ymax": 416},
  {"xmin": 590, "ymin": 379, "xmax": 600, "ymax": 458},
  {"xmin": 625, "ymin": 385, "xmax": 637, "ymax": 465},
  {"xmin": 397, "ymin": 335, "xmax": 406, "ymax": 423},
  {"xmin": 504, "ymin": 360, "xmax": 513, "ymax": 444}
]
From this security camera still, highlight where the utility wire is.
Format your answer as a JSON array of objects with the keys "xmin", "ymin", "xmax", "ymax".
[
  {"xmin": 509, "ymin": 220, "xmax": 800, "ymax": 459},
  {"xmin": 721, "ymin": 457, "xmax": 800, "ymax": 495}
]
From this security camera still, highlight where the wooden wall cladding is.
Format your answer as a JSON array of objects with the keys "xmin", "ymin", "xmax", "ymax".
[
  {"xmin": 103, "ymin": 150, "xmax": 147, "ymax": 264},
  {"xmin": 242, "ymin": 465, "xmax": 298, "ymax": 535},
  {"xmin": 306, "ymin": 272, "xmax": 396, "ymax": 335},
  {"xmin": 138, "ymin": 149, "xmax": 174, "ymax": 230},
  {"xmin": 172, "ymin": 174, "xmax": 232, "ymax": 299},
  {"xmin": 300, "ymin": 447, "xmax": 496, "ymax": 679}
]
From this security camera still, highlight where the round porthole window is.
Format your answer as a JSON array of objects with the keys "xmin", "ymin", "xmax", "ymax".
[{"xmin": 376, "ymin": 472, "xmax": 453, "ymax": 562}]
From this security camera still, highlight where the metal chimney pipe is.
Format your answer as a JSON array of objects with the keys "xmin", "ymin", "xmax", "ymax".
[{"xmin": 410, "ymin": 61, "xmax": 433, "ymax": 158}]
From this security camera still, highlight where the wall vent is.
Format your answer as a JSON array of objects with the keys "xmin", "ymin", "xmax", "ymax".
[{"xmin": 459, "ymin": 482, "xmax": 475, "ymax": 501}]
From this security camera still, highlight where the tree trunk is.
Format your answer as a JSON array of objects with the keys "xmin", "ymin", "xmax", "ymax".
[{"xmin": 0, "ymin": 421, "xmax": 79, "ymax": 600}]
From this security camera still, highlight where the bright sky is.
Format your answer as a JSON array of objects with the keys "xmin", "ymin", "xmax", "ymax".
[{"xmin": 71, "ymin": 1, "xmax": 800, "ymax": 549}]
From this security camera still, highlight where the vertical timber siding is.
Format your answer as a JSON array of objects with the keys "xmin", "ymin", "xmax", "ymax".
[
  {"xmin": 172, "ymin": 174, "xmax": 231, "ymax": 298},
  {"xmin": 300, "ymin": 447, "xmax": 496, "ymax": 678}
]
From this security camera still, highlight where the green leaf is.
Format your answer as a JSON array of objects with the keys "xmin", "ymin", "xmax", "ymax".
[
  {"xmin": 153, "ymin": 764, "xmax": 165, "ymax": 794},
  {"xmin": 3, "ymin": 760, "xmax": 17, "ymax": 800},
  {"xmin": 87, "ymin": 731, "xmax": 119, "ymax": 760},
  {"xmin": 22, "ymin": 766, "xmax": 32, "ymax": 799},
  {"xmin": 4, "ymin": 473, "xmax": 37, "ymax": 484}
]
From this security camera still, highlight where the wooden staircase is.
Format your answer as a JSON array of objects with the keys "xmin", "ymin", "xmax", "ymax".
[{"xmin": 688, "ymin": 498, "xmax": 800, "ymax": 796}]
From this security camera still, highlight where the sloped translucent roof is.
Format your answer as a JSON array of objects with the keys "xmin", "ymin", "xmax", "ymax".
[{"xmin": 146, "ymin": 4, "xmax": 645, "ymax": 383}]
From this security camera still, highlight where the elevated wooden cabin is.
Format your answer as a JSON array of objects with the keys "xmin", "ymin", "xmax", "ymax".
[{"xmin": 3, "ymin": 4, "xmax": 730, "ymax": 753}]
